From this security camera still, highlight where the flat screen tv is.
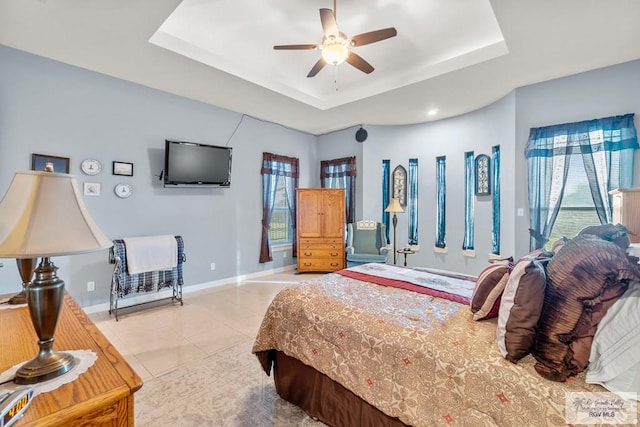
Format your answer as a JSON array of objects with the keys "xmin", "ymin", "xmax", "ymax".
[{"xmin": 163, "ymin": 140, "xmax": 232, "ymax": 187}]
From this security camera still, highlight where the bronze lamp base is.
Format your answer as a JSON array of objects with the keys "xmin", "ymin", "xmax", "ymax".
[
  {"xmin": 8, "ymin": 258, "xmax": 37, "ymax": 305},
  {"xmin": 14, "ymin": 347, "xmax": 76, "ymax": 385},
  {"xmin": 13, "ymin": 257, "xmax": 76, "ymax": 385}
]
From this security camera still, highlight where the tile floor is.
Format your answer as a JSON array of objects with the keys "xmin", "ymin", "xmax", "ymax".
[{"xmin": 89, "ymin": 271, "xmax": 323, "ymax": 382}]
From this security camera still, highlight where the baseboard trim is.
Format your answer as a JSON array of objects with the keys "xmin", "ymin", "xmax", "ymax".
[{"xmin": 82, "ymin": 264, "xmax": 296, "ymax": 314}]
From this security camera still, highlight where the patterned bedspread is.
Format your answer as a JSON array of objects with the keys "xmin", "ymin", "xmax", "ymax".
[{"xmin": 252, "ymin": 264, "xmax": 613, "ymax": 427}]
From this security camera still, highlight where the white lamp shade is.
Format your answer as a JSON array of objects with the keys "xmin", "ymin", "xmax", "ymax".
[
  {"xmin": 385, "ymin": 197, "xmax": 404, "ymax": 213},
  {"xmin": 0, "ymin": 171, "xmax": 112, "ymax": 257}
]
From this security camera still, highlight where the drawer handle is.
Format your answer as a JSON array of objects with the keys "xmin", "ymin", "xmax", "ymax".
[
  {"xmin": 330, "ymin": 252, "xmax": 339, "ymax": 256},
  {"xmin": 304, "ymin": 252, "xmax": 312, "ymax": 256},
  {"xmin": 331, "ymin": 263, "xmax": 339, "ymax": 267},
  {"xmin": 304, "ymin": 263, "xmax": 313, "ymax": 267}
]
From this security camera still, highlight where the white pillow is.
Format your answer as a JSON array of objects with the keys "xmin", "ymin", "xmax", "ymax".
[{"xmin": 586, "ymin": 282, "xmax": 640, "ymax": 395}]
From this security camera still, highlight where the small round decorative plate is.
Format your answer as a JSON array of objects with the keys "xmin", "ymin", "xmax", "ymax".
[
  {"xmin": 114, "ymin": 183, "xmax": 133, "ymax": 198},
  {"xmin": 81, "ymin": 159, "xmax": 102, "ymax": 175}
]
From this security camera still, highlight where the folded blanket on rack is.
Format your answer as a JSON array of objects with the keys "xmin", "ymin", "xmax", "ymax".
[{"xmin": 122, "ymin": 235, "xmax": 178, "ymax": 274}]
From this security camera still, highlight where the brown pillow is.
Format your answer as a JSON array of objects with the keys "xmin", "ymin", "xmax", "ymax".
[
  {"xmin": 578, "ymin": 223, "xmax": 630, "ymax": 250},
  {"xmin": 471, "ymin": 261, "xmax": 512, "ymax": 321},
  {"xmin": 532, "ymin": 235, "xmax": 640, "ymax": 382},
  {"xmin": 496, "ymin": 255, "xmax": 549, "ymax": 362}
]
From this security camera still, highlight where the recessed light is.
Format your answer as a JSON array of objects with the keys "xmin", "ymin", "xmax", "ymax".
[{"xmin": 427, "ymin": 109, "xmax": 439, "ymax": 116}]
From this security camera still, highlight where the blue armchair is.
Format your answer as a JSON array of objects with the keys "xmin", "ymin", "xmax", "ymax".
[{"xmin": 345, "ymin": 220, "xmax": 390, "ymax": 267}]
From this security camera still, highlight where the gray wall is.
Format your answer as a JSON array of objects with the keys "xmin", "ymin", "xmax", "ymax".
[
  {"xmin": 0, "ymin": 45, "xmax": 316, "ymax": 307},
  {"xmin": 514, "ymin": 59, "xmax": 640, "ymax": 256},
  {"xmin": 318, "ymin": 94, "xmax": 516, "ymax": 275},
  {"xmin": 318, "ymin": 60, "xmax": 640, "ymax": 275},
  {"xmin": 316, "ymin": 126, "xmax": 365, "ymax": 221},
  {"xmin": 1, "ymin": 42, "xmax": 639, "ymax": 307}
]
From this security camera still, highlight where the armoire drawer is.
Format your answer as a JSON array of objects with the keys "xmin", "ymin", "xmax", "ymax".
[
  {"xmin": 298, "ymin": 258, "xmax": 344, "ymax": 272},
  {"xmin": 299, "ymin": 238, "xmax": 343, "ymax": 245},
  {"xmin": 298, "ymin": 243, "xmax": 345, "ymax": 252},
  {"xmin": 298, "ymin": 249, "xmax": 343, "ymax": 259}
]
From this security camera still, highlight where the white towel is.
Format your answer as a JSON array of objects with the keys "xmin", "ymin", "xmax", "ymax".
[{"xmin": 123, "ymin": 235, "xmax": 178, "ymax": 274}]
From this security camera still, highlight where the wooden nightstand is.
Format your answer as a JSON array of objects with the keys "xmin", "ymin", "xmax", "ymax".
[{"xmin": 0, "ymin": 293, "xmax": 142, "ymax": 426}]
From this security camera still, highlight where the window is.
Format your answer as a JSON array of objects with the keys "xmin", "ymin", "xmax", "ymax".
[
  {"xmin": 382, "ymin": 159, "xmax": 391, "ymax": 244},
  {"xmin": 408, "ymin": 158, "xmax": 418, "ymax": 245},
  {"xmin": 463, "ymin": 151, "xmax": 475, "ymax": 251},
  {"xmin": 320, "ymin": 156, "xmax": 357, "ymax": 224},
  {"xmin": 435, "ymin": 156, "xmax": 446, "ymax": 248},
  {"xmin": 491, "ymin": 145, "xmax": 501, "ymax": 255},
  {"xmin": 268, "ymin": 177, "xmax": 293, "ymax": 245},
  {"xmin": 259, "ymin": 153, "xmax": 299, "ymax": 263},
  {"xmin": 545, "ymin": 154, "xmax": 601, "ymax": 248},
  {"xmin": 526, "ymin": 113, "xmax": 638, "ymax": 250}
]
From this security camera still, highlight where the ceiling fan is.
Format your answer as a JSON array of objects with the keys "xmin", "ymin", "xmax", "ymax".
[{"xmin": 273, "ymin": 0, "xmax": 397, "ymax": 78}]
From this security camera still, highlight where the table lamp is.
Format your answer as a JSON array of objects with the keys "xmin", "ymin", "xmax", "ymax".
[
  {"xmin": 7, "ymin": 258, "xmax": 37, "ymax": 305},
  {"xmin": 385, "ymin": 197, "xmax": 404, "ymax": 264},
  {"xmin": 0, "ymin": 168, "xmax": 112, "ymax": 384}
]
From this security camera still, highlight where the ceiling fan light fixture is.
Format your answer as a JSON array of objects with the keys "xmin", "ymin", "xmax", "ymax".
[
  {"xmin": 274, "ymin": 3, "xmax": 397, "ymax": 77},
  {"xmin": 320, "ymin": 37, "xmax": 349, "ymax": 65}
]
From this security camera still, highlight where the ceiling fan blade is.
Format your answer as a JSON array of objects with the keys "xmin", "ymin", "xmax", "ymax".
[
  {"xmin": 320, "ymin": 8, "xmax": 339, "ymax": 37},
  {"xmin": 346, "ymin": 52, "xmax": 374, "ymax": 74},
  {"xmin": 274, "ymin": 44, "xmax": 318, "ymax": 50},
  {"xmin": 307, "ymin": 58, "xmax": 327, "ymax": 78},
  {"xmin": 350, "ymin": 27, "xmax": 397, "ymax": 47}
]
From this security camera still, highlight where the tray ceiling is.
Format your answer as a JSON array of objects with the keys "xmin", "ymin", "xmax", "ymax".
[{"xmin": 1, "ymin": 0, "xmax": 639, "ymax": 134}]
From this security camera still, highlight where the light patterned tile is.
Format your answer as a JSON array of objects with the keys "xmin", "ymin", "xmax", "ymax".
[
  {"xmin": 134, "ymin": 339, "xmax": 207, "ymax": 377},
  {"xmin": 93, "ymin": 271, "xmax": 303, "ymax": 376}
]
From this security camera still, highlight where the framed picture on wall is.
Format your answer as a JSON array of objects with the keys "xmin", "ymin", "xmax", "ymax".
[
  {"xmin": 83, "ymin": 182, "xmax": 101, "ymax": 196},
  {"xmin": 475, "ymin": 154, "xmax": 491, "ymax": 196},
  {"xmin": 392, "ymin": 164, "xmax": 407, "ymax": 207},
  {"xmin": 112, "ymin": 161, "xmax": 133, "ymax": 176},
  {"xmin": 31, "ymin": 153, "xmax": 70, "ymax": 173}
]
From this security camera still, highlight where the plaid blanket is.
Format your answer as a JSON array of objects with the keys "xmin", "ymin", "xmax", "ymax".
[{"xmin": 110, "ymin": 236, "xmax": 185, "ymax": 298}]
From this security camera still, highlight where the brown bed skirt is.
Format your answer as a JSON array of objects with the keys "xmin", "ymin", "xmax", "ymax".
[{"xmin": 256, "ymin": 350, "xmax": 409, "ymax": 427}]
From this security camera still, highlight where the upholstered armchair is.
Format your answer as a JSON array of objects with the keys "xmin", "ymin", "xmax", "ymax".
[{"xmin": 345, "ymin": 220, "xmax": 390, "ymax": 267}]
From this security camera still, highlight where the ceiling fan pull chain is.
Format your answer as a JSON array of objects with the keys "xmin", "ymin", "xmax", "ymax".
[{"xmin": 334, "ymin": 66, "xmax": 340, "ymax": 92}]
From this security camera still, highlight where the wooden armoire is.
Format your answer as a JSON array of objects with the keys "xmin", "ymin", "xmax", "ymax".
[
  {"xmin": 296, "ymin": 188, "xmax": 345, "ymax": 273},
  {"xmin": 610, "ymin": 188, "xmax": 640, "ymax": 243}
]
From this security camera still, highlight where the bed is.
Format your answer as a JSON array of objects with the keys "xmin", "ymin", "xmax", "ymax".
[{"xmin": 252, "ymin": 262, "xmax": 638, "ymax": 426}]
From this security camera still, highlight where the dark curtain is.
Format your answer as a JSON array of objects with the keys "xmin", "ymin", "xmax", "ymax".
[
  {"xmin": 320, "ymin": 156, "xmax": 357, "ymax": 224},
  {"xmin": 462, "ymin": 152, "xmax": 475, "ymax": 251},
  {"xmin": 435, "ymin": 156, "xmax": 446, "ymax": 248},
  {"xmin": 382, "ymin": 160, "xmax": 391, "ymax": 244},
  {"xmin": 259, "ymin": 152, "xmax": 299, "ymax": 263},
  {"xmin": 491, "ymin": 145, "xmax": 501, "ymax": 255},
  {"xmin": 408, "ymin": 158, "xmax": 419, "ymax": 245}
]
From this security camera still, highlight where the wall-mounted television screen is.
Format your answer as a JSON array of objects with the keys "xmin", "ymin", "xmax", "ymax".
[{"xmin": 164, "ymin": 140, "xmax": 232, "ymax": 187}]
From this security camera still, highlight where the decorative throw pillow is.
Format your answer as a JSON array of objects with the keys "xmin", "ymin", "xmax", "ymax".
[
  {"xmin": 496, "ymin": 254, "xmax": 550, "ymax": 362},
  {"xmin": 532, "ymin": 235, "xmax": 640, "ymax": 382},
  {"xmin": 350, "ymin": 225, "xmax": 381, "ymax": 255},
  {"xmin": 471, "ymin": 260, "xmax": 512, "ymax": 321},
  {"xmin": 578, "ymin": 223, "xmax": 630, "ymax": 250}
]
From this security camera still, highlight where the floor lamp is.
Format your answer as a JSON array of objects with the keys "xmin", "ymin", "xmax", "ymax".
[
  {"xmin": 0, "ymin": 168, "xmax": 112, "ymax": 384},
  {"xmin": 385, "ymin": 198, "xmax": 404, "ymax": 264}
]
